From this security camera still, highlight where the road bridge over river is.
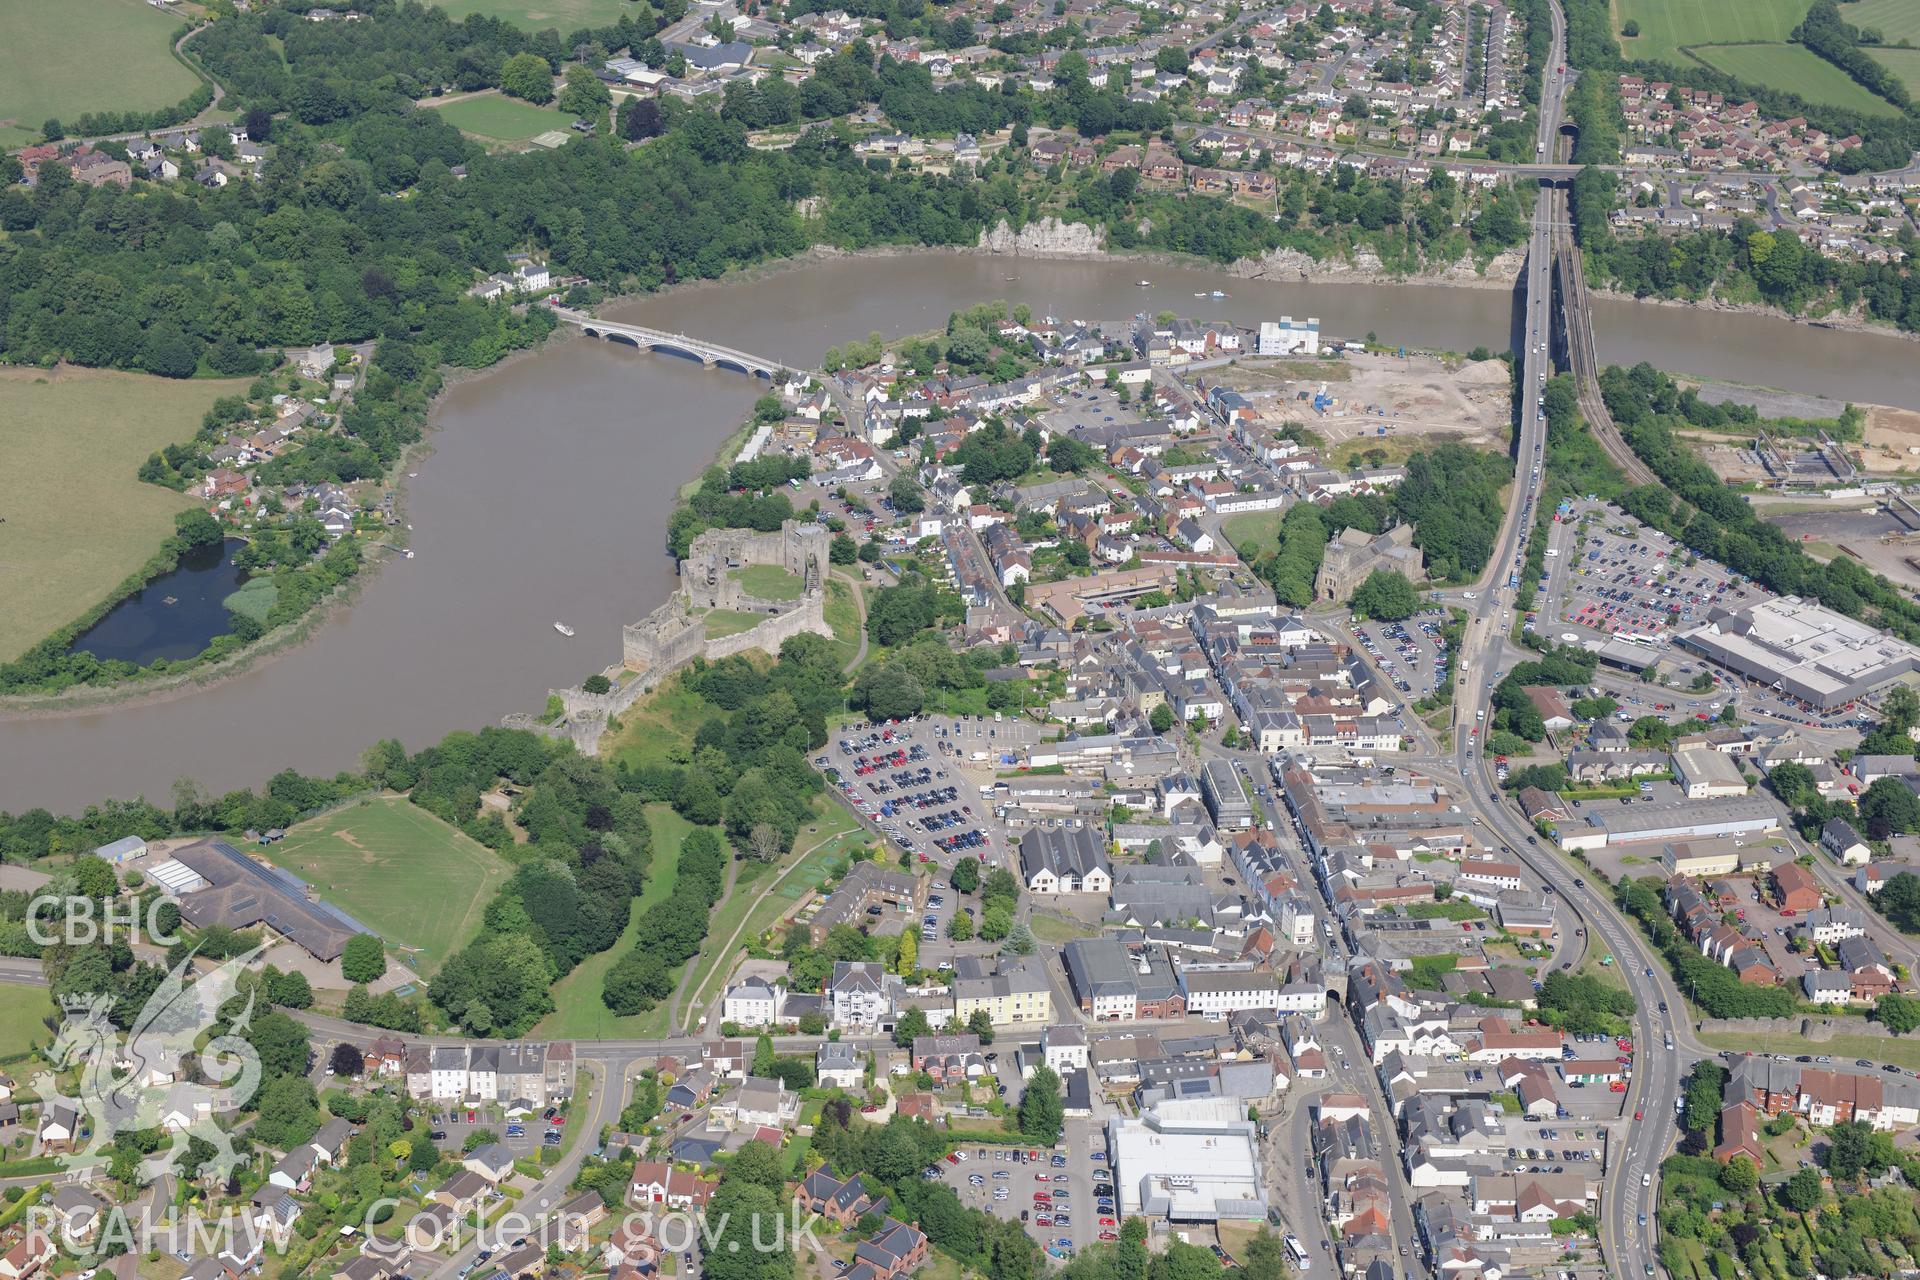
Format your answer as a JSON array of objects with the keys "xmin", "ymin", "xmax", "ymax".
[{"xmin": 556, "ymin": 308, "xmax": 789, "ymax": 379}]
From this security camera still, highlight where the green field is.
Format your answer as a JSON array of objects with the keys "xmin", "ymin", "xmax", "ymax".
[
  {"xmin": 264, "ymin": 796, "xmax": 513, "ymax": 974},
  {"xmin": 427, "ymin": 92, "xmax": 571, "ymax": 143},
  {"xmin": 0, "ymin": 0, "xmax": 203, "ymax": 147},
  {"xmin": 1611, "ymin": 0, "xmax": 1808, "ymax": 64},
  {"xmin": 1693, "ymin": 43, "xmax": 1905, "ymax": 113},
  {"xmin": 0, "ymin": 985, "xmax": 53, "ymax": 1061},
  {"xmin": 0, "ymin": 368, "xmax": 249, "ymax": 663},
  {"xmin": 1841, "ymin": 0, "xmax": 1920, "ymax": 44},
  {"xmin": 732, "ymin": 564, "xmax": 806, "ymax": 601},
  {"xmin": 428, "ymin": 0, "xmax": 635, "ymax": 28},
  {"xmin": 537, "ymin": 803, "xmax": 692, "ymax": 1040},
  {"xmin": 1867, "ymin": 46, "xmax": 1920, "ymax": 96},
  {"xmin": 1221, "ymin": 511, "xmax": 1284, "ymax": 560}
]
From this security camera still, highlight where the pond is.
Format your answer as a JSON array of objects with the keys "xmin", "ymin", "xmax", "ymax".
[{"xmin": 66, "ymin": 538, "xmax": 249, "ymax": 666}]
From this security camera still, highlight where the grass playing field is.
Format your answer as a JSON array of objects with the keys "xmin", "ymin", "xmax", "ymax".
[
  {"xmin": 0, "ymin": 367, "xmax": 248, "ymax": 664},
  {"xmin": 429, "ymin": 0, "xmax": 634, "ymax": 28},
  {"xmin": 263, "ymin": 796, "xmax": 512, "ymax": 974},
  {"xmin": 0, "ymin": 0, "xmax": 204, "ymax": 147},
  {"xmin": 1694, "ymin": 43, "xmax": 1905, "ymax": 114},
  {"xmin": 1867, "ymin": 46, "xmax": 1920, "ymax": 97},
  {"xmin": 1611, "ymin": 0, "xmax": 1808, "ymax": 65},
  {"xmin": 1841, "ymin": 0, "xmax": 1920, "ymax": 44},
  {"xmin": 427, "ymin": 92, "xmax": 571, "ymax": 143}
]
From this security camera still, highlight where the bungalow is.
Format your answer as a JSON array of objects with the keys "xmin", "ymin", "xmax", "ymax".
[{"xmin": 462, "ymin": 1142, "xmax": 516, "ymax": 1184}]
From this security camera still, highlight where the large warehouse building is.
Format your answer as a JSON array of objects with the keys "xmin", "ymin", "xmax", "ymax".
[
  {"xmin": 1679, "ymin": 596, "xmax": 1920, "ymax": 710},
  {"xmin": 1557, "ymin": 796, "xmax": 1781, "ymax": 853},
  {"xmin": 1105, "ymin": 1096, "xmax": 1268, "ymax": 1221}
]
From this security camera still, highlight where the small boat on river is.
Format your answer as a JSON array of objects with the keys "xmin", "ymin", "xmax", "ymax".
[{"xmin": 554, "ymin": 622, "xmax": 575, "ymax": 637}]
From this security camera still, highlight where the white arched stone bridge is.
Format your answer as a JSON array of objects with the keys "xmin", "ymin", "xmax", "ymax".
[{"xmin": 557, "ymin": 309, "xmax": 786, "ymax": 379}]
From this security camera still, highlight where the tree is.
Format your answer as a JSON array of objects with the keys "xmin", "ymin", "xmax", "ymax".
[
  {"xmin": 1720, "ymin": 1154, "xmax": 1758, "ymax": 1194},
  {"xmin": 1780, "ymin": 1165, "xmax": 1824, "ymax": 1212},
  {"xmin": 1621, "ymin": 17, "xmax": 1640, "ymax": 36},
  {"xmin": 1150, "ymin": 703, "xmax": 1175, "ymax": 734},
  {"xmin": 950, "ymin": 857, "xmax": 981, "ymax": 894},
  {"xmin": 967, "ymin": 1007, "xmax": 995, "ymax": 1043},
  {"xmin": 893, "ymin": 1006, "xmax": 931, "ymax": 1048},
  {"xmin": 895, "ymin": 931, "xmax": 918, "ymax": 975},
  {"xmin": 1877, "ymin": 992, "xmax": 1920, "ymax": 1035},
  {"xmin": 979, "ymin": 903, "xmax": 1013, "ymax": 941},
  {"xmin": 328, "ymin": 1042, "xmax": 365, "ymax": 1076},
  {"xmin": 621, "ymin": 97, "xmax": 663, "ymax": 140},
  {"xmin": 244, "ymin": 1011, "xmax": 311, "ymax": 1079},
  {"xmin": 253, "ymin": 1073, "xmax": 320, "ymax": 1148},
  {"xmin": 342, "ymin": 933, "xmax": 387, "ymax": 984},
  {"xmin": 583, "ymin": 674, "xmax": 612, "ymax": 694},
  {"xmin": 753, "ymin": 1032, "xmax": 777, "ymax": 1077},
  {"xmin": 1018, "ymin": 1065, "xmax": 1064, "ymax": 1143},
  {"xmin": 1862, "ymin": 776, "xmax": 1920, "ymax": 838},
  {"xmin": 1827, "ymin": 1120, "xmax": 1873, "ymax": 1179},
  {"xmin": 500, "ymin": 52, "xmax": 556, "ymax": 104},
  {"xmin": 1003, "ymin": 921, "xmax": 1034, "ymax": 956},
  {"xmin": 888, "ymin": 471, "xmax": 926, "ymax": 514},
  {"xmin": 1241, "ymin": 1230, "xmax": 1287, "ymax": 1280},
  {"xmin": 558, "ymin": 65, "xmax": 611, "ymax": 118},
  {"xmin": 946, "ymin": 911, "xmax": 974, "ymax": 941},
  {"xmin": 1350, "ymin": 569, "xmax": 1420, "ymax": 620},
  {"xmin": 1768, "ymin": 761, "xmax": 1817, "ymax": 810}
]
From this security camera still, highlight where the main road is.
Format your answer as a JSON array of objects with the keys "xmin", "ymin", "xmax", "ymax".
[{"xmin": 1440, "ymin": 5, "xmax": 1701, "ymax": 1276}]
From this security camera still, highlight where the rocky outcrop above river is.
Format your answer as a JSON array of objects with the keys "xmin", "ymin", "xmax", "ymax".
[
  {"xmin": 1231, "ymin": 245, "xmax": 1524, "ymax": 287},
  {"xmin": 977, "ymin": 217, "xmax": 1107, "ymax": 256}
]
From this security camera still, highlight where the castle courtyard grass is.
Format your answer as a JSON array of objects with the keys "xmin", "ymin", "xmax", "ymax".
[
  {"xmin": 263, "ymin": 795, "xmax": 513, "ymax": 975},
  {"xmin": 0, "ymin": 0, "xmax": 203, "ymax": 148},
  {"xmin": 731, "ymin": 563, "xmax": 806, "ymax": 601},
  {"xmin": 0, "ymin": 367, "xmax": 248, "ymax": 663}
]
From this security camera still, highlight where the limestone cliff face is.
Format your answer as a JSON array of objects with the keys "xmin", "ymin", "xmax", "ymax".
[
  {"xmin": 977, "ymin": 217, "xmax": 1107, "ymax": 256},
  {"xmin": 1233, "ymin": 245, "xmax": 1525, "ymax": 284}
]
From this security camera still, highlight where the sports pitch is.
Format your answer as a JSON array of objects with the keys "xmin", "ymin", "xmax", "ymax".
[{"xmin": 264, "ymin": 796, "xmax": 512, "ymax": 973}]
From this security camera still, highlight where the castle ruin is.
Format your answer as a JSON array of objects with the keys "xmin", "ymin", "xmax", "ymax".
[{"xmin": 509, "ymin": 520, "xmax": 834, "ymax": 755}]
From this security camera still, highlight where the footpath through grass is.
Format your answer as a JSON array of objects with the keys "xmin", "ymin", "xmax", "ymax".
[
  {"xmin": 537, "ymin": 803, "xmax": 692, "ymax": 1040},
  {"xmin": 0, "ymin": 0, "xmax": 202, "ymax": 147},
  {"xmin": 674, "ymin": 797, "xmax": 866, "ymax": 1032},
  {"xmin": 0, "ymin": 368, "xmax": 249, "ymax": 663},
  {"xmin": 265, "ymin": 795, "xmax": 512, "ymax": 974}
]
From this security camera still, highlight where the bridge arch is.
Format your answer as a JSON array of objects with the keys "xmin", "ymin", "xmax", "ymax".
[
  {"xmin": 645, "ymin": 342, "xmax": 710, "ymax": 366},
  {"xmin": 712, "ymin": 356, "xmax": 769, "ymax": 379},
  {"xmin": 605, "ymin": 332, "xmax": 641, "ymax": 349}
]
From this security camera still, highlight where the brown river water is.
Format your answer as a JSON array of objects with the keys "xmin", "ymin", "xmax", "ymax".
[{"xmin": 4, "ymin": 253, "xmax": 1917, "ymax": 813}]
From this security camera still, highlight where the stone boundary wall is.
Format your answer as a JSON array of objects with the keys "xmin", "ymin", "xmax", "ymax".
[{"xmin": 1699, "ymin": 1014, "xmax": 1890, "ymax": 1041}]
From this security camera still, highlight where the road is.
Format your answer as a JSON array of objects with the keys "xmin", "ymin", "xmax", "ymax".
[{"xmin": 1437, "ymin": 6, "xmax": 1699, "ymax": 1275}]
